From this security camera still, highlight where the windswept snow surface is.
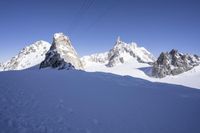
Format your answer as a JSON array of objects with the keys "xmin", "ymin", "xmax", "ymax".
[
  {"xmin": 0, "ymin": 69, "xmax": 200, "ymax": 133},
  {"xmin": 83, "ymin": 60, "xmax": 200, "ymax": 89}
]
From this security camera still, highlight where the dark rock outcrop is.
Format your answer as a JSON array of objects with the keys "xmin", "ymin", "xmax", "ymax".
[
  {"xmin": 152, "ymin": 49, "xmax": 200, "ymax": 78},
  {"xmin": 40, "ymin": 33, "xmax": 83, "ymax": 70}
]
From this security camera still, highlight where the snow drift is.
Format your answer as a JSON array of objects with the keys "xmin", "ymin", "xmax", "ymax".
[{"xmin": 0, "ymin": 69, "xmax": 200, "ymax": 133}]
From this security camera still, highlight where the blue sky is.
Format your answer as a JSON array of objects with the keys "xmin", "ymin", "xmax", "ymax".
[{"xmin": 0, "ymin": 0, "xmax": 200, "ymax": 62}]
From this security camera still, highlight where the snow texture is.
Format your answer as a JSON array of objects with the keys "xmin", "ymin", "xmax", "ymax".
[{"xmin": 0, "ymin": 69, "xmax": 200, "ymax": 133}]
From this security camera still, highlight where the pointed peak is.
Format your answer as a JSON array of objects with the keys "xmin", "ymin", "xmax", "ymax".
[
  {"xmin": 169, "ymin": 49, "xmax": 178, "ymax": 55},
  {"xmin": 53, "ymin": 33, "xmax": 69, "ymax": 40},
  {"xmin": 116, "ymin": 36, "xmax": 121, "ymax": 43},
  {"xmin": 54, "ymin": 33, "xmax": 64, "ymax": 39},
  {"xmin": 117, "ymin": 36, "xmax": 121, "ymax": 41}
]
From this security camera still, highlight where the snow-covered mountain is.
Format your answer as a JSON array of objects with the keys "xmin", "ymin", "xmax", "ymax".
[
  {"xmin": 1, "ymin": 41, "xmax": 51, "ymax": 71},
  {"xmin": 81, "ymin": 37, "xmax": 155, "ymax": 67},
  {"xmin": 82, "ymin": 46, "xmax": 200, "ymax": 89},
  {"xmin": 40, "ymin": 33, "xmax": 84, "ymax": 70},
  {"xmin": 152, "ymin": 49, "xmax": 200, "ymax": 78},
  {"xmin": 0, "ymin": 33, "xmax": 199, "ymax": 88}
]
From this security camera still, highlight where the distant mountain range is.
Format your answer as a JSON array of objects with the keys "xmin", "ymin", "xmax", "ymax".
[{"xmin": 0, "ymin": 33, "xmax": 199, "ymax": 88}]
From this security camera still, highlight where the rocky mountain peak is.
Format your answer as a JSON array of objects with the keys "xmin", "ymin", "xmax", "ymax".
[
  {"xmin": 152, "ymin": 49, "xmax": 200, "ymax": 78},
  {"xmin": 40, "ymin": 33, "xmax": 83, "ymax": 70},
  {"xmin": 116, "ymin": 36, "xmax": 122, "ymax": 44},
  {"xmin": 169, "ymin": 49, "xmax": 178, "ymax": 56},
  {"xmin": 81, "ymin": 37, "xmax": 155, "ymax": 67},
  {"xmin": 106, "ymin": 38, "xmax": 155, "ymax": 67}
]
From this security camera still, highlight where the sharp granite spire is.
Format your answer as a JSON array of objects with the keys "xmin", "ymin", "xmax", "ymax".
[{"xmin": 40, "ymin": 33, "xmax": 84, "ymax": 70}]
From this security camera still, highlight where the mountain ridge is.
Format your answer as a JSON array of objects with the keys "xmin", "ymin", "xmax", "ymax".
[
  {"xmin": 152, "ymin": 49, "xmax": 200, "ymax": 78},
  {"xmin": 0, "ymin": 33, "xmax": 200, "ymax": 89},
  {"xmin": 1, "ymin": 40, "xmax": 51, "ymax": 71},
  {"xmin": 81, "ymin": 36, "xmax": 155, "ymax": 67}
]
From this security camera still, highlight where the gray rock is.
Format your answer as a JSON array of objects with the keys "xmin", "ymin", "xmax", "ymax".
[
  {"xmin": 40, "ymin": 33, "xmax": 83, "ymax": 70},
  {"xmin": 40, "ymin": 51, "xmax": 74, "ymax": 70},
  {"xmin": 152, "ymin": 49, "xmax": 200, "ymax": 78}
]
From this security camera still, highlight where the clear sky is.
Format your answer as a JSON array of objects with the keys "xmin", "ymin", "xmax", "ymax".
[{"xmin": 0, "ymin": 0, "xmax": 200, "ymax": 62}]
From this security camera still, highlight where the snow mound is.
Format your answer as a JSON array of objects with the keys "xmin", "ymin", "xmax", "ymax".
[{"xmin": 0, "ymin": 69, "xmax": 200, "ymax": 133}]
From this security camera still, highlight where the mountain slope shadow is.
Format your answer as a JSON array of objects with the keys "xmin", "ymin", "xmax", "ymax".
[
  {"xmin": 138, "ymin": 66, "xmax": 153, "ymax": 76},
  {"xmin": 0, "ymin": 69, "xmax": 200, "ymax": 133}
]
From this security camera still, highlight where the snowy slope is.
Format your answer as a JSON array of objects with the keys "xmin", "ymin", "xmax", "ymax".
[
  {"xmin": 83, "ymin": 59, "xmax": 200, "ymax": 89},
  {"xmin": 0, "ymin": 69, "xmax": 200, "ymax": 133},
  {"xmin": 2, "ymin": 41, "xmax": 51, "ymax": 71}
]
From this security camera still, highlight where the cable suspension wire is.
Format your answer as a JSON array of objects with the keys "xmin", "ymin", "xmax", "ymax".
[
  {"xmin": 85, "ymin": 0, "xmax": 119, "ymax": 32},
  {"xmin": 67, "ymin": 0, "xmax": 90, "ymax": 33},
  {"xmin": 67, "ymin": 0, "xmax": 96, "ymax": 35}
]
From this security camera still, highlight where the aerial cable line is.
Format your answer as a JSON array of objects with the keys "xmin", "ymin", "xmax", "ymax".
[
  {"xmin": 85, "ymin": 0, "xmax": 119, "ymax": 32},
  {"xmin": 67, "ymin": 0, "xmax": 90, "ymax": 33},
  {"xmin": 67, "ymin": 0, "xmax": 96, "ymax": 35},
  {"xmin": 70, "ymin": 0, "xmax": 96, "ymax": 32}
]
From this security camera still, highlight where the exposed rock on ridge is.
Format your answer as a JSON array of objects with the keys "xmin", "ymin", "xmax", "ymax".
[
  {"xmin": 40, "ymin": 33, "xmax": 83, "ymax": 70},
  {"xmin": 152, "ymin": 49, "xmax": 200, "ymax": 78}
]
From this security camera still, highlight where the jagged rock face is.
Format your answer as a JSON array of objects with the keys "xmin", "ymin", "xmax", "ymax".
[
  {"xmin": 40, "ymin": 33, "xmax": 83, "ymax": 70},
  {"xmin": 40, "ymin": 51, "xmax": 75, "ymax": 70},
  {"xmin": 152, "ymin": 49, "xmax": 200, "ymax": 78},
  {"xmin": 106, "ymin": 37, "xmax": 155, "ymax": 67},
  {"xmin": 2, "ymin": 41, "xmax": 51, "ymax": 71}
]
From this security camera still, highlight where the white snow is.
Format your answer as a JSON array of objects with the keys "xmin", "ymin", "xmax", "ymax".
[
  {"xmin": 83, "ymin": 59, "xmax": 200, "ymax": 89},
  {"xmin": 112, "ymin": 38, "xmax": 155, "ymax": 63},
  {"xmin": 1, "ymin": 40, "xmax": 51, "ymax": 71},
  {"xmin": 81, "ymin": 38, "xmax": 200, "ymax": 89},
  {"xmin": 0, "ymin": 69, "xmax": 200, "ymax": 133},
  {"xmin": 0, "ymin": 34, "xmax": 199, "ymax": 89},
  {"xmin": 54, "ymin": 32, "xmax": 67, "ymax": 39}
]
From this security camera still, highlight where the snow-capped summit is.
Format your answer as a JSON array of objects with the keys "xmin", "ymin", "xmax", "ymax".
[
  {"xmin": 106, "ymin": 36, "xmax": 155, "ymax": 67},
  {"xmin": 152, "ymin": 49, "xmax": 200, "ymax": 78},
  {"xmin": 2, "ymin": 41, "xmax": 51, "ymax": 71},
  {"xmin": 81, "ymin": 36, "xmax": 155, "ymax": 67},
  {"xmin": 40, "ymin": 33, "xmax": 84, "ymax": 70}
]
